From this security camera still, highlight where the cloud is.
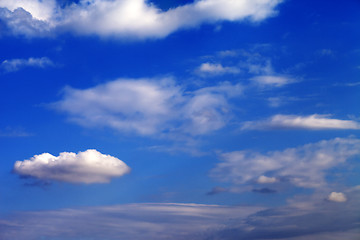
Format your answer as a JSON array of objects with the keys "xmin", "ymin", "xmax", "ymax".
[
  {"xmin": 0, "ymin": 203, "xmax": 263, "ymax": 240},
  {"xmin": 252, "ymin": 188, "xmax": 277, "ymax": 194},
  {"xmin": 13, "ymin": 149, "xmax": 130, "ymax": 184},
  {"xmin": 1, "ymin": 192, "xmax": 359, "ymax": 240},
  {"xmin": 241, "ymin": 114, "xmax": 360, "ymax": 130},
  {"xmin": 207, "ymin": 186, "xmax": 228, "ymax": 195},
  {"xmin": 256, "ymin": 175, "xmax": 277, "ymax": 184},
  {"xmin": 1, "ymin": 57, "xmax": 54, "ymax": 72},
  {"xmin": 196, "ymin": 62, "xmax": 240, "ymax": 76},
  {"xmin": 0, "ymin": 127, "xmax": 32, "ymax": 137},
  {"xmin": 54, "ymin": 78, "xmax": 242, "ymax": 136},
  {"xmin": 211, "ymin": 137, "xmax": 360, "ymax": 188},
  {"xmin": 327, "ymin": 192, "xmax": 347, "ymax": 202},
  {"xmin": 250, "ymin": 75, "xmax": 295, "ymax": 87},
  {"xmin": 0, "ymin": 0, "xmax": 283, "ymax": 38}
]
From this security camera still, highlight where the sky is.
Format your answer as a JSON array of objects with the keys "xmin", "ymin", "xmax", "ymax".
[{"xmin": 0, "ymin": 0, "xmax": 359, "ymax": 239}]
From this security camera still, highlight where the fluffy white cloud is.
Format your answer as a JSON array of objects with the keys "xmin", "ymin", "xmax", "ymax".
[
  {"xmin": 256, "ymin": 175, "xmax": 277, "ymax": 184},
  {"xmin": 327, "ymin": 192, "xmax": 347, "ymax": 202},
  {"xmin": 0, "ymin": 0, "xmax": 283, "ymax": 38},
  {"xmin": 54, "ymin": 78, "xmax": 242, "ymax": 136},
  {"xmin": 211, "ymin": 137, "xmax": 360, "ymax": 188},
  {"xmin": 196, "ymin": 62, "xmax": 240, "ymax": 76},
  {"xmin": 250, "ymin": 75, "xmax": 295, "ymax": 87},
  {"xmin": 241, "ymin": 114, "xmax": 360, "ymax": 130},
  {"xmin": 13, "ymin": 149, "xmax": 130, "ymax": 184},
  {"xmin": 0, "ymin": 0, "xmax": 56, "ymax": 21},
  {"xmin": 1, "ymin": 57, "xmax": 54, "ymax": 72}
]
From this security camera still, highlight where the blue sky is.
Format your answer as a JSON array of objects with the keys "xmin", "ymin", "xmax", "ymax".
[{"xmin": 0, "ymin": 0, "xmax": 359, "ymax": 239}]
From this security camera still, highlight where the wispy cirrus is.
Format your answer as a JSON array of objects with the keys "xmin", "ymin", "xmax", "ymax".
[
  {"xmin": 241, "ymin": 114, "xmax": 360, "ymax": 130},
  {"xmin": 1, "ymin": 57, "xmax": 54, "ymax": 72},
  {"xmin": 1, "ymin": 191, "xmax": 359, "ymax": 240},
  {"xmin": 54, "ymin": 78, "xmax": 243, "ymax": 136}
]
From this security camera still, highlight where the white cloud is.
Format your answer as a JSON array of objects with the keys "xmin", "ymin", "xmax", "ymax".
[
  {"xmin": 54, "ymin": 78, "xmax": 242, "ymax": 136},
  {"xmin": 196, "ymin": 62, "xmax": 240, "ymax": 76},
  {"xmin": 0, "ymin": 0, "xmax": 283, "ymax": 38},
  {"xmin": 241, "ymin": 114, "xmax": 360, "ymax": 130},
  {"xmin": 211, "ymin": 137, "xmax": 360, "ymax": 188},
  {"xmin": 0, "ymin": 0, "xmax": 57, "ymax": 21},
  {"xmin": 327, "ymin": 192, "xmax": 347, "ymax": 202},
  {"xmin": 13, "ymin": 149, "xmax": 130, "ymax": 184},
  {"xmin": 250, "ymin": 75, "xmax": 295, "ymax": 87},
  {"xmin": 1, "ymin": 57, "xmax": 54, "ymax": 72},
  {"xmin": 256, "ymin": 175, "xmax": 277, "ymax": 184}
]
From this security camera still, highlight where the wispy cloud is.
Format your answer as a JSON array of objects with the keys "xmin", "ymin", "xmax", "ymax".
[
  {"xmin": 0, "ymin": 127, "xmax": 32, "ymax": 137},
  {"xmin": 54, "ymin": 78, "xmax": 243, "ymax": 137},
  {"xmin": 0, "ymin": 0, "xmax": 283, "ymax": 38},
  {"xmin": 211, "ymin": 137, "xmax": 360, "ymax": 188},
  {"xmin": 196, "ymin": 62, "xmax": 240, "ymax": 76},
  {"xmin": 13, "ymin": 149, "xmax": 130, "ymax": 184},
  {"xmin": 241, "ymin": 114, "xmax": 360, "ymax": 130},
  {"xmin": 0, "ymin": 203, "xmax": 263, "ymax": 240},
  {"xmin": 1, "ymin": 57, "xmax": 54, "ymax": 72},
  {"xmin": 250, "ymin": 75, "xmax": 296, "ymax": 88},
  {"xmin": 1, "ymin": 192, "xmax": 359, "ymax": 240}
]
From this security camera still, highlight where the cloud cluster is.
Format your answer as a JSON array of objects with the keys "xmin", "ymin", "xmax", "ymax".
[
  {"xmin": 242, "ymin": 114, "xmax": 360, "ymax": 130},
  {"xmin": 0, "ymin": 203, "xmax": 262, "ymax": 240},
  {"xmin": 1, "ymin": 191, "xmax": 359, "ymax": 240},
  {"xmin": 13, "ymin": 149, "xmax": 130, "ymax": 184},
  {"xmin": 1, "ymin": 57, "xmax": 53, "ymax": 72},
  {"xmin": 0, "ymin": 0, "xmax": 283, "ymax": 38},
  {"xmin": 54, "ymin": 78, "xmax": 243, "ymax": 136},
  {"xmin": 211, "ymin": 137, "xmax": 360, "ymax": 188}
]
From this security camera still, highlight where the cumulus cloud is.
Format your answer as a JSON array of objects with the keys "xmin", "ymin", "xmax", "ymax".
[
  {"xmin": 327, "ymin": 192, "xmax": 347, "ymax": 202},
  {"xmin": 241, "ymin": 114, "xmax": 360, "ymax": 130},
  {"xmin": 54, "ymin": 78, "xmax": 242, "ymax": 136},
  {"xmin": 211, "ymin": 137, "xmax": 360, "ymax": 188},
  {"xmin": 1, "ymin": 57, "xmax": 54, "ymax": 72},
  {"xmin": 13, "ymin": 149, "xmax": 130, "ymax": 184},
  {"xmin": 0, "ymin": 0, "xmax": 283, "ymax": 38},
  {"xmin": 196, "ymin": 62, "xmax": 240, "ymax": 76}
]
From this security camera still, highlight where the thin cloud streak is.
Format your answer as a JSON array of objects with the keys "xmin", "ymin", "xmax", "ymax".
[
  {"xmin": 241, "ymin": 114, "xmax": 360, "ymax": 130},
  {"xmin": 1, "ymin": 57, "xmax": 54, "ymax": 72}
]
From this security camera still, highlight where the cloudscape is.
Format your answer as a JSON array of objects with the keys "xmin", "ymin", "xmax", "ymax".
[{"xmin": 0, "ymin": 0, "xmax": 359, "ymax": 239}]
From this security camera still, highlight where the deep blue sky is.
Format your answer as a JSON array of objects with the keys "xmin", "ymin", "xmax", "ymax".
[{"xmin": 0, "ymin": 0, "xmax": 359, "ymax": 239}]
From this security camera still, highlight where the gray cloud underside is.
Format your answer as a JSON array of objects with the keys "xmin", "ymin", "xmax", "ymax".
[
  {"xmin": 0, "ymin": 0, "xmax": 283, "ymax": 38},
  {"xmin": 1, "ymin": 192, "xmax": 359, "ymax": 240}
]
